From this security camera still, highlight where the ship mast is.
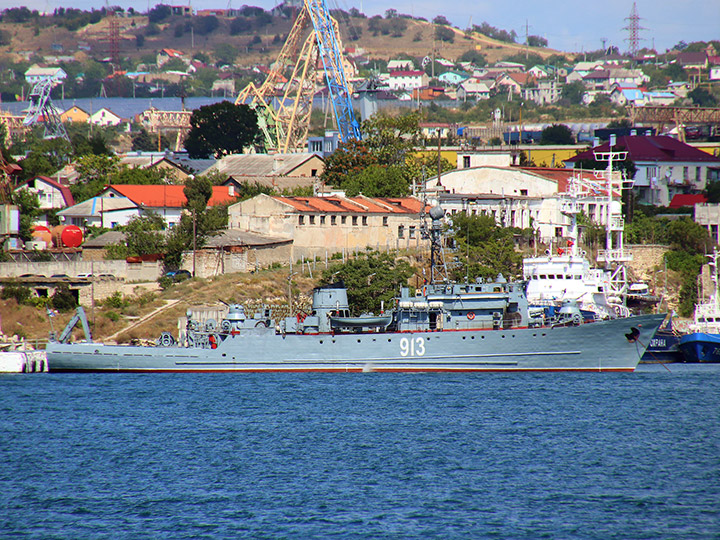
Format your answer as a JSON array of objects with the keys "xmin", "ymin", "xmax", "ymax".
[
  {"xmin": 428, "ymin": 205, "xmax": 448, "ymax": 284},
  {"xmin": 592, "ymin": 135, "xmax": 633, "ymax": 299}
]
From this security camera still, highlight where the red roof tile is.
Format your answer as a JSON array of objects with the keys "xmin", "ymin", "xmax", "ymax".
[
  {"xmin": 107, "ymin": 185, "xmax": 238, "ymax": 208},
  {"xmin": 271, "ymin": 196, "xmax": 426, "ymax": 214}
]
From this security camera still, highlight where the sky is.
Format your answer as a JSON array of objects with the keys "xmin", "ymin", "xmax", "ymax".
[{"xmin": 9, "ymin": 0, "xmax": 720, "ymax": 54}]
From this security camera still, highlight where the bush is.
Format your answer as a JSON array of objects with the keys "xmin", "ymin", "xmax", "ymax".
[
  {"xmin": 51, "ymin": 283, "xmax": 77, "ymax": 312},
  {"xmin": 158, "ymin": 276, "xmax": 173, "ymax": 289},
  {"xmin": 103, "ymin": 291, "xmax": 129, "ymax": 309},
  {"xmin": 104, "ymin": 311, "xmax": 120, "ymax": 322},
  {"xmin": 1, "ymin": 283, "xmax": 32, "ymax": 305}
]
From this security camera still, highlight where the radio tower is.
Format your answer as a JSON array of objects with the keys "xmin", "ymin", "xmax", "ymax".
[{"xmin": 623, "ymin": 1, "xmax": 644, "ymax": 58}]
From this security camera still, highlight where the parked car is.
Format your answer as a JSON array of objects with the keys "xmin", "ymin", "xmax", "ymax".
[
  {"xmin": 165, "ymin": 269, "xmax": 192, "ymax": 282},
  {"xmin": 51, "ymin": 273, "xmax": 69, "ymax": 279},
  {"xmin": 77, "ymin": 273, "xmax": 93, "ymax": 279}
]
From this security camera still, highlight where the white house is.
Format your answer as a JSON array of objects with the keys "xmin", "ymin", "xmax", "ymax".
[
  {"xmin": 456, "ymin": 80, "xmax": 490, "ymax": 102},
  {"xmin": 88, "ymin": 108, "xmax": 123, "ymax": 127},
  {"xmin": 422, "ymin": 166, "xmax": 613, "ymax": 242},
  {"xmin": 14, "ymin": 176, "xmax": 75, "ymax": 226},
  {"xmin": 386, "ymin": 70, "xmax": 429, "ymax": 91},
  {"xmin": 24, "ymin": 65, "xmax": 67, "ymax": 84}
]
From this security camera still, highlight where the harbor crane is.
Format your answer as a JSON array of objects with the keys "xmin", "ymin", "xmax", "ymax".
[{"xmin": 235, "ymin": 0, "xmax": 361, "ymax": 153}]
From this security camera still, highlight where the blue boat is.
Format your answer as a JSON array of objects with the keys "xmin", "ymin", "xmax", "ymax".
[
  {"xmin": 677, "ymin": 249, "xmax": 720, "ymax": 363},
  {"xmin": 641, "ymin": 317, "xmax": 683, "ymax": 363}
]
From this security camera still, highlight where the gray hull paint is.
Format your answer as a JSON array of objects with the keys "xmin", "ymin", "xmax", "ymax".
[{"xmin": 46, "ymin": 313, "xmax": 664, "ymax": 372}]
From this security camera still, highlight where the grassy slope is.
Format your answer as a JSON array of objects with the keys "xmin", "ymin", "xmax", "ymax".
[{"xmin": 0, "ymin": 14, "xmax": 564, "ymax": 67}]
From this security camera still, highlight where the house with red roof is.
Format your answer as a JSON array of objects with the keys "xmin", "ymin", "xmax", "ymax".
[
  {"xmin": 14, "ymin": 176, "xmax": 74, "ymax": 226},
  {"xmin": 57, "ymin": 184, "xmax": 239, "ymax": 229},
  {"xmin": 565, "ymin": 135, "xmax": 720, "ymax": 206},
  {"xmin": 229, "ymin": 194, "xmax": 428, "ymax": 258}
]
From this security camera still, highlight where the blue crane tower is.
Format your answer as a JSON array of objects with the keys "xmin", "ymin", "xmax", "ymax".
[{"xmin": 305, "ymin": 0, "xmax": 362, "ymax": 143}]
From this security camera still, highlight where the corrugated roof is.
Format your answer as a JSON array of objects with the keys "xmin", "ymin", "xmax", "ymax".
[
  {"xmin": 206, "ymin": 153, "xmax": 322, "ymax": 177},
  {"xmin": 566, "ymin": 136, "xmax": 720, "ymax": 163},
  {"xmin": 204, "ymin": 229, "xmax": 292, "ymax": 248},
  {"xmin": 105, "ymin": 185, "xmax": 239, "ymax": 208},
  {"xmin": 57, "ymin": 196, "xmax": 137, "ymax": 217},
  {"xmin": 669, "ymin": 194, "xmax": 707, "ymax": 208}
]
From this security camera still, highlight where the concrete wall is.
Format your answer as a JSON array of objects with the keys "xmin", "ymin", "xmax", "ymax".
[
  {"xmin": 0, "ymin": 260, "xmax": 162, "ymax": 281},
  {"xmin": 183, "ymin": 244, "xmax": 293, "ymax": 277},
  {"xmin": 625, "ymin": 244, "xmax": 670, "ymax": 282}
]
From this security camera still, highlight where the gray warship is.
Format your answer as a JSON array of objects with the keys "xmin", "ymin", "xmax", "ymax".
[{"xmin": 46, "ymin": 207, "xmax": 665, "ymax": 373}]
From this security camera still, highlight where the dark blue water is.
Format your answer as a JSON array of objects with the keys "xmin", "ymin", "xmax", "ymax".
[{"xmin": 2, "ymin": 365, "xmax": 719, "ymax": 539}]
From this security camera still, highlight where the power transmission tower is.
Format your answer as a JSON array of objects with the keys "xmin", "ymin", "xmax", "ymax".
[
  {"xmin": 107, "ymin": 5, "xmax": 120, "ymax": 71},
  {"xmin": 623, "ymin": 1, "xmax": 645, "ymax": 58}
]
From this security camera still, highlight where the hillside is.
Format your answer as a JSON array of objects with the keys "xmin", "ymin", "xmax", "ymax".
[
  {"xmin": 1, "ymin": 268, "xmax": 322, "ymax": 347},
  {"xmin": 0, "ymin": 11, "xmax": 565, "ymax": 69}
]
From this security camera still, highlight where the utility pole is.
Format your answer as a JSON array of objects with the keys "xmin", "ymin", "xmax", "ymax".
[{"xmin": 192, "ymin": 209, "xmax": 196, "ymax": 277}]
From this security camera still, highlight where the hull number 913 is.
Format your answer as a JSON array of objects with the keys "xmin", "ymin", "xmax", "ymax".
[{"xmin": 400, "ymin": 337, "xmax": 425, "ymax": 357}]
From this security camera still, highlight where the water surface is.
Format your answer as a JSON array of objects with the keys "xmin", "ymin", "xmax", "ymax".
[{"xmin": 2, "ymin": 365, "xmax": 719, "ymax": 538}]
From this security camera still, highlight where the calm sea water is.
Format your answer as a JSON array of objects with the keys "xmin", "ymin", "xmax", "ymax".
[{"xmin": 2, "ymin": 365, "xmax": 719, "ymax": 539}]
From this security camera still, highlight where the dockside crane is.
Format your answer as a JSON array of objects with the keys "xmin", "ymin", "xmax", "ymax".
[{"xmin": 235, "ymin": 0, "xmax": 360, "ymax": 153}]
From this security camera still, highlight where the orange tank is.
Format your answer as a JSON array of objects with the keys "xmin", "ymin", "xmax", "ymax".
[
  {"xmin": 51, "ymin": 225, "xmax": 83, "ymax": 248},
  {"xmin": 31, "ymin": 227, "xmax": 52, "ymax": 245}
]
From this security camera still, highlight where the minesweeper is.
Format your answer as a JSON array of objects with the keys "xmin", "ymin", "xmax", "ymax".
[{"xmin": 46, "ymin": 207, "xmax": 665, "ymax": 373}]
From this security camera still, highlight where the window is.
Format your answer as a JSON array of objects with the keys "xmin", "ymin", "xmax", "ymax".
[
  {"xmin": 398, "ymin": 225, "xmax": 405, "ymax": 238},
  {"xmin": 311, "ymin": 169, "xmax": 318, "ymax": 177},
  {"xmin": 298, "ymin": 216, "xmax": 305, "ymax": 225},
  {"xmin": 320, "ymin": 215, "xmax": 325, "ymax": 225},
  {"xmin": 463, "ymin": 156, "xmax": 471, "ymax": 168},
  {"xmin": 341, "ymin": 216, "xmax": 347, "ymax": 224},
  {"xmin": 362, "ymin": 216, "xmax": 368, "ymax": 226},
  {"xmin": 409, "ymin": 226, "xmax": 416, "ymax": 239},
  {"xmin": 555, "ymin": 227, "xmax": 563, "ymax": 237},
  {"xmin": 383, "ymin": 216, "xmax": 388, "ymax": 227},
  {"xmin": 352, "ymin": 216, "xmax": 358, "ymax": 226},
  {"xmin": 520, "ymin": 189, "xmax": 528, "ymax": 196},
  {"xmin": 331, "ymin": 215, "xmax": 337, "ymax": 226},
  {"xmin": 683, "ymin": 167, "xmax": 689, "ymax": 181},
  {"xmin": 696, "ymin": 167, "xmax": 702, "ymax": 182},
  {"xmin": 309, "ymin": 215, "xmax": 315, "ymax": 225}
]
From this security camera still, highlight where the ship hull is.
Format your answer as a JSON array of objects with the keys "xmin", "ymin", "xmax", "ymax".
[
  {"xmin": 678, "ymin": 332, "xmax": 720, "ymax": 363},
  {"xmin": 46, "ymin": 314, "xmax": 665, "ymax": 373}
]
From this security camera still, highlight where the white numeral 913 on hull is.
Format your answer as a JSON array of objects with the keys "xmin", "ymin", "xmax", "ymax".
[{"xmin": 400, "ymin": 336, "xmax": 426, "ymax": 357}]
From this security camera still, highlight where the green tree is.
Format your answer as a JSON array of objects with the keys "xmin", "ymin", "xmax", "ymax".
[
  {"xmin": 343, "ymin": 165, "xmax": 410, "ymax": 197},
  {"xmin": 560, "ymin": 81, "xmax": 586, "ymax": 105},
  {"xmin": 163, "ymin": 175, "xmax": 225, "ymax": 271},
  {"xmin": 688, "ymin": 87, "xmax": 717, "ymax": 107},
  {"xmin": 10, "ymin": 189, "xmax": 41, "ymax": 241},
  {"xmin": 124, "ymin": 212, "xmax": 167, "ymax": 256},
  {"xmin": 320, "ymin": 139, "xmax": 377, "ymax": 188},
  {"xmin": 361, "ymin": 111, "xmax": 421, "ymax": 166},
  {"xmin": 321, "ymin": 250, "xmax": 414, "ymax": 315},
  {"xmin": 184, "ymin": 101, "xmax": 260, "ymax": 158},
  {"xmin": 540, "ymin": 124, "xmax": 574, "ymax": 145},
  {"xmin": 448, "ymin": 212, "xmax": 522, "ymax": 281},
  {"xmin": 16, "ymin": 138, "xmax": 73, "ymax": 180}
]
